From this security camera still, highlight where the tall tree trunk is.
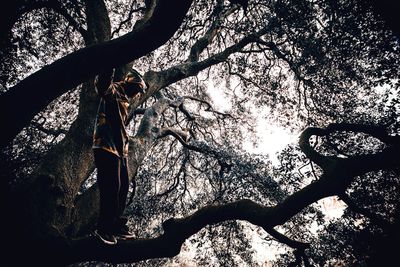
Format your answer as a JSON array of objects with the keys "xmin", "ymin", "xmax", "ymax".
[{"xmin": 12, "ymin": 0, "xmax": 111, "ymax": 241}]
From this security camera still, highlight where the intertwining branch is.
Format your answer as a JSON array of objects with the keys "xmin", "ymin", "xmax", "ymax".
[{"xmin": 62, "ymin": 123, "xmax": 400, "ymax": 264}]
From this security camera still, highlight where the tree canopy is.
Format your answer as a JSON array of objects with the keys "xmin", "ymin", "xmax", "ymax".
[{"xmin": 1, "ymin": 0, "xmax": 399, "ymax": 266}]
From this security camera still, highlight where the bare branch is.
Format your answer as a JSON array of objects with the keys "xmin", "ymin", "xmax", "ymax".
[
  {"xmin": 156, "ymin": 150, "xmax": 189, "ymax": 197},
  {"xmin": 111, "ymin": 2, "xmax": 146, "ymax": 38},
  {"xmin": 183, "ymin": 95, "xmax": 235, "ymax": 119},
  {"xmin": 187, "ymin": 4, "xmax": 237, "ymax": 62},
  {"xmin": 178, "ymin": 103, "xmax": 196, "ymax": 121},
  {"xmin": 31, "ymin": 122, "xmax": 68, "ymax": 137},
  {"xmin": 158, "ymin": 127, "xmax": 190, "ymax": 142},
  {"xmin": 265, "ymin": 227, "xmax": 310, "ymax": 250}
]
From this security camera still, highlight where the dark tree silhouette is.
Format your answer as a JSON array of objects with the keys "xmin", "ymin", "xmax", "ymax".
[{"xmin": 1, "ymin": 0, "xmax": 399, "ymax": 266}]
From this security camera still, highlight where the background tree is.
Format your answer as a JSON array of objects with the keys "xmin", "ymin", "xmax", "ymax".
[{"xmin": 0, "ymin": 0, "xmax": 399, "ymax": 266}]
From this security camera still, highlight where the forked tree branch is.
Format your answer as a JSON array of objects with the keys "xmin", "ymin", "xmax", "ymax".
[
  {"xmin": 65, "ymin": 199, "xmax": 303, "ymax": 265},
  {"xmin": 43, "ymin": 123, "xmax": 400, "ymax": 265},
  {"xmin": 0, "ymin": 0, "xmax": 193, "ymax": 149}
]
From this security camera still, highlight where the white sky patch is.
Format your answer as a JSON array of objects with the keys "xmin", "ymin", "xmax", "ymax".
[
  {"xmin": 317, "ymin": 196, "xmax": 347, "ymax": 220},
  {"xmin": 243, "ymin": 106, "xmax": 296, "ymax": 164},
  {"xmin": 243, "ymin": 123, "xmax": 295, "ymax": 165},
  {"xmin": 206, "ymin": 79, "xmax": 233, "ymax": 112},
  {"xmin": 205, "ymin": 78, "xmax": 295, "ymax": 163},
  {"xmin": 201, "ymin": 77, "xmax": 348, "ymax": 262}
]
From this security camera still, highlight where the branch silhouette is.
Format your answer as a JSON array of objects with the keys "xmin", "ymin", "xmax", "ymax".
[
  {"xmin": 61, "ymin": 123, "xmax": 400, "ymax": 265},
  {"xmin": 0, "ymin": 0, "xmax": 193, "ymax": 149}
]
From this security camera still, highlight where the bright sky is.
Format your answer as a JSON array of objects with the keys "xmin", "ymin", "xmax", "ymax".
[
  {"xmin": 202, "ymin": 77, "xmax": 347, "ymax": 265},
  {"xmin": 242, "ymin": 119, "xmax": 295, "ymax": 164},
  {"xmin": 206, "ymin": 79, "xmax": 296, "ymax": 164}
]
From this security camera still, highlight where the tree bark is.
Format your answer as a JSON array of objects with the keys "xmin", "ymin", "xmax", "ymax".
[
  {"xmin": 0, "ymin": 0, "xmax": 193, "ymax": 149},
  {"xmin": 73, "ymin": 94, "xmax": 183, "ymax": 235}
]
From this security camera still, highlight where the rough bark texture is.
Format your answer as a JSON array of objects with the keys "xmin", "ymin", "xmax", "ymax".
[
  {"xmin": 2, "ymin": 1, "xmax": 399, "ymax": 266},
  {"xmin": 3, "ymin": 1, "xmax": 193, "ymax": 265},
  {"xmin": 63, "ymin": 123, "xmax": 399, "ymax": 265},
  {"xmin": 0, "ymin": 0, "xmax": 193, "ymax": 149},
  {"xmin": 9, "ymin": 121, "xmax": 400, "ymax": 266},
  {"xmin": 13, "ymin": 0, "xmax": 112, "ymax": 242}
]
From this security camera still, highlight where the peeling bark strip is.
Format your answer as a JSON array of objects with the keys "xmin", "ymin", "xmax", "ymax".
[
  {"xmin": 55, "ymin": 123, "xmax": 399, "ymax": 265},
  {"xmin": 0, "ymin": 0, "xmax": 193, "ymax": 149}
]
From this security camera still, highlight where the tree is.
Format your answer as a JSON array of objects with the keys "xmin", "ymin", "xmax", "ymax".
[{"xmin": 1, "ymin": 0, "xmax": 399, "ymax": 266}]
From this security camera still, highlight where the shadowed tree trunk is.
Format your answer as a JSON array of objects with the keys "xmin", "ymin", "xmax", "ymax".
[
  {"xmin": 0, "ymin": 0, "xmax": 193, "ymax": 149},
  {"xmin": 29, "ymin": 122, "xmax": 400, "ymax": 265},
  {"xmin": 1, "ymin": 1, "xmax": 399, "ymax": 266}
]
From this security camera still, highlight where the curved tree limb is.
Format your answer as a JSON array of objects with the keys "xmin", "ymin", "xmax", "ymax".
[
  {"xmin": 141, "ymin": 26, "xmax": 270, "ymax": 96},
  {"xmin": 0, "ymin": 0, "xmax": 193, "ymax": 149},
  {"xmin": 298, "ymin": 126, "xmax": 332, "ymax": 169},
  {"xmin": 42, "ymin": 123, "xmax": 400, "ymax": 265},
  {"xmin": 324, "ymin": 123, "xmax": 398, "ymax": 145}
]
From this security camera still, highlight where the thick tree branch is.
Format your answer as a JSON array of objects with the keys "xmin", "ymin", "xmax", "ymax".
[
  {"xmin": 84, "ymin": 0, "xmax": 111, "ymax": 46},
  {"xmin": 0, "ymin": 0, "xmax": 193, "ymax": 149},
  {"xmin": 63, "ymin": 199, "xmax": 272, "ymax": 264},
  {"xmin": 299, "ymin": 123, "xmax": 400, "ymax": 174},
  {"xmin": 324, "ymin": 123, "xmax": 398, "ymax": 145},
  {"xmin": 41, "ymin": 123, "xmax": 400, "ymax": 265},
  {"xmin": 298, "ymin": 126, "xmax": 332, "ymax": 169},
  {"xmin": 58, "ymin": 200, "xmax": 304, "ymax": 265},
  {"xmin": 133, "ymin": 25, "xmax": 280, "ymax": 121},
  {"xmin": 146, "ymin": 27, "xmax": 270, "ymax": 94}
]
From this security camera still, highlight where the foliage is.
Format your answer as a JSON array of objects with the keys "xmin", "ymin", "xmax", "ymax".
[{"xmin": 1, "ymin": 0, "xmax": 399, "ymax": 266}]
